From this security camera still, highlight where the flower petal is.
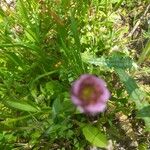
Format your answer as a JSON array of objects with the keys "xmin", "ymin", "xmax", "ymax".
[
  {"xmin": 72, "ymin": 74, "xmax": 90, "ymax": 95},
  {"xmin": 71, "ymin": 74, "xmax": 111, "ymax": 115},
  {"xmin": 84, "ymin": 102, "xmax": 106, "ymax": 114},
  {"xmin": 71, "ymin": 95, "xmax": 82, "ymax": 105},
  {"xmin": 99, "ymin": 88, "xmax": 111, "ymax": 102}
]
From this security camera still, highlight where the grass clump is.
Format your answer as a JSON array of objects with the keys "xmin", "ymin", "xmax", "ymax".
[{"xmin": 0, "ymin": 0, "xmax": 150, "ymax": 149}]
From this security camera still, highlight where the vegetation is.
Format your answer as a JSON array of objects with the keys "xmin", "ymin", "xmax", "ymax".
[{"xmin": 0, "ymin": 0, "xmax": 150, "ymax": 149}]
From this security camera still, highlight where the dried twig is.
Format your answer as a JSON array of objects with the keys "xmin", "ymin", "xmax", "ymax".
[{"xmin": 128, "ymin": 4, "xmax": 150, "ymax": 37}]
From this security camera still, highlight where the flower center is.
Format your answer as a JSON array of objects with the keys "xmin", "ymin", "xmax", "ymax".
[{"xmin": 79, "ymin": 85, "xmax": 98, "ymax": 103}]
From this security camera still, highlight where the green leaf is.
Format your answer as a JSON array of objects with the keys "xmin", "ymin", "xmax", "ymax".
[
  {"xmin": 115, "ymin": 69, "xmax": 139, "ymax": 97},
  {"xmin": 143, "ymin": 118, "xmax": 150, "ymax": 131},
  {"xmin": 5, "ymin": 100, "xmax": 39, "ymax": 112},
  {"xmin": 88, "ymin": 56, "xmax": 108, "ymax": 68},
  {"xmin": 87, "ymin": 52, "xmax": 133, "ymax": 70},
  {"xmin": 82, "ymin": 125, "xmax": 107, "ymax": 148},
  {"xmin": 17, "ymin": 0, "xmax": 33, "ymax": 29},
  {"xmin": 115, "ymin": 69, "xmax": 150, "ymax": 130},
  {"xmin": 107, "ymin": 53, "xmax": 133, "ymax": 69},
  {"xmin": 115, "ymin": 69, "xmax": 147, "ymax": 103},
  {"xmin": 113, "ymin": 0, "xmax": 124, "ymax": 10},
  {"xmin": 5, "ymin": 52, "xmax": 25, "ymax": 69},
  {"xmin": 70, "ymin": 15, "xmax": 81, "ymax": 51},
  {"xmin": 138, "ymin": 40, "xmax": 150, "ymax": 64},
  {"xmin": 52, "ymin": 97, "xmax": 62, "ymax": 115},
  {"xmin": 0, "ymin": 7, "xmax": 6, "ymax": 17},
  {"xmin": 85, "ymin": 52, "xmax": 150, "ymax": 131},
  {"xmin": 137, "ymin": 106, "xmax": 150, "ymax": 118}
]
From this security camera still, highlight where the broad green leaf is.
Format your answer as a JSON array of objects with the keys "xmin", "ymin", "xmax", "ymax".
[
  {"xmin": 85, "ymin": 52, "xmax": 133, "ymax": 70},
  {"xmin": 137, "ymin": 106, "xmax": 150, "ymax": 118},
  {"xmin": 114, "ymin": 69, "xmax": 150, "ymax": 130},
  {"xmin": 115, "ymin": 69, "xmax": 147, "ymax": 103},
  {"xmin": 143, "ymin": 118, "xmax": 150, "ymax": 131},
  {"xmin": 5, "ymin": 100, "xmax": 39, "ymax": 112},
  {"xmin": 52, "ymin": 97, "xmax": 62, "ymax": 115},
  {"xmin": 107, "ymin": 53, "xmax": 133, "ymax": 69},
  {"xmin": 115, "ymin": 69, "xmax": 140, "ymax": 97},
  {"xmin": 85, "ymin": 52, "xmax": 150, "ymax": 131},
  {"xmin": 82, "ymin": 125, "xmax": 107, "ymax": 148},
  {"xmin": 87, "ymin": 56, "xmax": 108, "ymax": 68}
]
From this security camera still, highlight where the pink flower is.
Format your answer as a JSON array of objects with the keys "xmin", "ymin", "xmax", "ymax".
[{"xmin": 71, "ymin": 74, "xmax": 110, "ymax": 115}]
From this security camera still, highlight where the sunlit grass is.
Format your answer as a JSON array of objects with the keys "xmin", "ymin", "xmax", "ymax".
[{"xmin": 0, "ymin": 0, "xmax": 150, "ymax": 149}]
